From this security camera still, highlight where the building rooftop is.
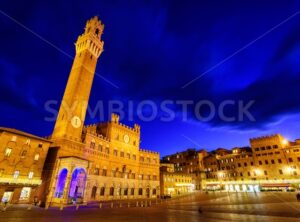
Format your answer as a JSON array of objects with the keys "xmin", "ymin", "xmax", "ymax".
[{"xmin": 0, "ymin": 127, "xmax": 52, "ymax": 142}]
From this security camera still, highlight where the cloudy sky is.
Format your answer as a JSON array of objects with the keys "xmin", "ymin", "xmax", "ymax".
[{"xmin": 1, "ymin": 0, "xmax": 300, "ymax": 156}]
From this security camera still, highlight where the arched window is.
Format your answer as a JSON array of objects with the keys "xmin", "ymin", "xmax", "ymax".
[
  {"xmin": 21, "ymin": 150, "xmax": 27, "ymax": 157},
  {"xmin": 152, "ymin": 189, "xmax": 156, "ymax": 195},
  {"xmin": 90, "ymin": 140, "xmax": 95, "ymax": 149},
  {"xmin": 4, "ymin": 147, "xmax": 12, "ymax": 157},
  {"xmin": 100, "ymin": 187, "xmax": 105, "ymax": 196},
  {"xmin": 91, "ymin": 186, "xmax": 97, "ymax": 199},
  {"xmin": 131, "ymin": 188, "xmax": 135, "ymax": 195},
  {"xmin": 55, "ymin": 169, "xmax": 68, "ymax": 198},
  {"xmin": 138, "ymin": 188, "xmax": 143, "ymax": 196},
  {"xmin": 109, "ymin": 187, "xmax": 114, "ymax": 196}
]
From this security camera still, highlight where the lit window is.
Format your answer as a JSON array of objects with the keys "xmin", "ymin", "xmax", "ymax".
[
  {"xmin": 19, "ymin": 187, "xmax": 31, "ymax": 200},
  {"xmin": 13, "ymin": 171, "xmax": 19, "ymax": 179},
  {"xmin": 11, "ymin": 136, "xmax": 17, "ymax": 142},
  {"xmin": 5, "ymin": 148, "xmax": 12, "ymax": 157},
  {"xmin": 28, "ymin": 171, "xmax": 34, "ymax": 179},
  {"xmin": 34, "ymin": 154, "xmax": 40, "ymax": 161}
]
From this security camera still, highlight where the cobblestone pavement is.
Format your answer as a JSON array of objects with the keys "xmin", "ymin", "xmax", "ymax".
[{"xmin": 0, "ymin": 192, "xmax": 300, "ymax": 222}]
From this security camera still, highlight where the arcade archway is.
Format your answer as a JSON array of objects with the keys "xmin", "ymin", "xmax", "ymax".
[{"xmin": 68, "ymin": 168, "xmax": 87, "ymax": 199}]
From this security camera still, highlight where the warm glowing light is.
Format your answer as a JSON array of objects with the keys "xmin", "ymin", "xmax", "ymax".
[
  {"xmin": 282, "ymin": 139, "xmax": 288, "ymax": 145},
  {"xmin": 254, "ymin": 169, "xmax": 262, "ymax": 176},
  {"xmin": 286, "ymin": 166, "xmax": 294, "ymax": 174},
  {"xmin": 218, "ymin": 172, "xmax": 224, "ymax": 178}
]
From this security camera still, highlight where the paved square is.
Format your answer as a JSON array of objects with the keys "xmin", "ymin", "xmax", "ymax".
[{"xmin": 1, "ymin": 192, "xmax": 300, "ymax": 222}]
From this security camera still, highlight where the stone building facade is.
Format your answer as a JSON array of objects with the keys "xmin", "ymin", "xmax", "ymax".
[
  {"xmin": 202, "ymin": 134, "xmax": 300, "ymax": 192},
  {"xmin": 162, "ymin": 149, "xmax": 207, "ymax": 190},
  {"xmin": 0, "ymin": 128, "xmax": 51, "ymax": 203},
  {"xmin": 159, "ymin": 163, "xmax": 194, "ymax": 197},
  {"xmin": 162, "ymin": 134, "xmax": 300, "ymax": 192}
]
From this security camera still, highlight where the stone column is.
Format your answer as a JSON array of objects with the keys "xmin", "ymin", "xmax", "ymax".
[
  {"xmin": 0, "ymin": 187, "xmax": 5, "ymax": 202},
  {"xmin": 62, "ymin": 174, "xmax": 72, "ymax": 204},
  {"xmin": 83, "ymin": 179, "xmax": 90, "ymax": 203},
  {"xmin": 11, "ymin": 187, "xmax": 22, "ymax": 204}
]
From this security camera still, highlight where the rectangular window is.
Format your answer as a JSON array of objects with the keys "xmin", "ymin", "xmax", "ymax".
[
  {"xmin": 13, "ymin": 170, "xmax": 19, "ymax": 179},
  {"xmin": 279, "ymin": 169, "xmax": 283, "ymax": 174},
  {"xmin": 259, "ymin": 161, "xmax": 262, "ymax": 165},
  {"xmin": 288, "ymin": 157, "xmax": 293, "ymax": 162},
  {"xmin": 102, "ymin": 169, "xmax": 107, "ymax": 176},
  {"xmin": 133, "ymin": 155, "xmax": 136, "ymax": 160},
  {"xmin": 297, "ymin": 157, "xmax": 300, "ymax": 162},
  {"xmin": 264, "ymin": 170, "xmax": 267, "ymax": 176},
  {"xmin": 19, "ymin": 187, "xmax": 31, "ymax": 200},
  {"xmin": 38, "ymin": 143, "xmax": 43, "ymax": 148},
  {"xmin": 127, "ymin": 153, "xmax": 130, "ymax": 159},
  {"xmin": 98, "ymin": 144, "xmax": 103, "ymax": 152},
  {"xmin": 278, "ymin": 159, "xmax": 282, "ymax": 163},
  {"xmin": 271, "ymin": 159, "xmax": 275, "ymax": 164},
  {"xmin": 120, "ymin": 152, "xmax": 124, "ymax": 157},
  {"xmin": 105, "ymin": 147, "xmax": 110, "ymax": 154},
  {"xmin": 265, "ymin": 160, "xmax": 268, "ymax": 165},
  {"xmin": 11, "ymin": 136, "xmax": 17, "ymax": 142},
  {"xmin": 28, "ymin": 171, "xmax": 34, "ymax": 179},
  {"xmin": 34, "ymin": 154, "xmax": 39, "ymax": 161}
]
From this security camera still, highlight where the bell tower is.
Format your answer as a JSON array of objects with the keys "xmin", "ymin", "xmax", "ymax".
[{"xmin": 52, "ymin": 16, "xmax": 104, "ymax": 141}]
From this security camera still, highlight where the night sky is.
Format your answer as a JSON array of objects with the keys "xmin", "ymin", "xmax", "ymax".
[{"xmin": 1, "ymin": 1, "xmax": 300, "ymax": 156}]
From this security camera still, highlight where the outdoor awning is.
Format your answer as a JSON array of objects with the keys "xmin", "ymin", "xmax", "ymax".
[{"xmin": 261, "ymin": 183, "xmax": 290, "ymax": 187}]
